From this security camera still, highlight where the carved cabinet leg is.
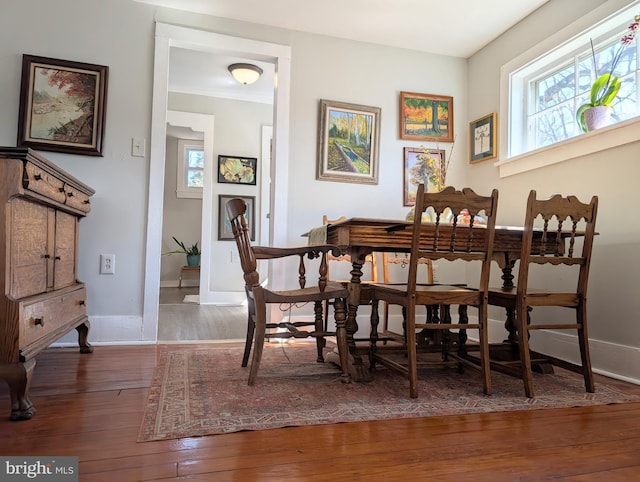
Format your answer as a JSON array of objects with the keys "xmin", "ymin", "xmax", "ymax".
[
  {"xmin": 76, "ymin": 320, "xmax": 94, "ymax": 353},
  {"xmin": 0, "ymin": 358, "xmax": 37, "ymax": 421}
]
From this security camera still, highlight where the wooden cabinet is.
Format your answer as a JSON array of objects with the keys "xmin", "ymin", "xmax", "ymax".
[{"xmin": 0, "ymin": 147, "xmax": 94, "ymax": 421}]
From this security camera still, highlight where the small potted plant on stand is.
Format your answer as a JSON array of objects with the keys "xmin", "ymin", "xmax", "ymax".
[
  {"xmin": 577, "ymin": 14, "xmax": 640, "ymax": 132},
  {"xmin": 164, "ymin": 236, "xmax": 201, "ymax": 267}
]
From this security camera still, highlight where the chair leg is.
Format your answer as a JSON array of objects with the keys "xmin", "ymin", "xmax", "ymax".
[
  {"xmin": 577, "ymin": 303, "xmax": 595, "ymax": 393},
  {"xmin": 369, "ymin": 298, "xmax": 380, "ymax": 370},
  {"xmin": 406, "ymin": 302, "xmax": 418, "ymax": 398},
  {"xmin": 478, "ymin": 306, "xmax": 492, "ymax": 395},
  {"xmin": 333, "ymin": 297, "xmax": 351, "ymax": 383},
  {"xmin": 314, "ymin": 301, "xmax": 325, "ymax": 363},
  {"xmin": 516, "ymin": 302, "xmax": 535, "ymax": 398},
  {"xmin": 242, "ymin": 288, "xmax": 255, "ymax": 368},
  {"xmin": 247, "ymin": 295, "xmax": 267, "ymax": 386}
]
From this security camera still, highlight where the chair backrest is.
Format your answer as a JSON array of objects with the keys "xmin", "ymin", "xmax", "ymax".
[
  {"xmin": 517, "ymin": 190, "xmax": 598, "ymax": 297},
  {"xmin": 382, "ymin": 252, "xmax": 433, "ymax": 284},
  {"xmin": 323, "ymin": 215, "xmax": 378, "ymax": 282},
  {"xmin": 409, "ymin": 184, "xmax": 499, "ymax": 293},
  {"xmin": 226, "ymin": 198, "xmax": 259, "ymax": 289}
]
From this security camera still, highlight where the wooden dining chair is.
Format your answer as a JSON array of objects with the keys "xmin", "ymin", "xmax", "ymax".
[
  {"xmin": 322, "ymin": 215, "xmax": 378, "ymax": 332},
  {"xmin": 488, "ymin": 190, "xmax": 598, "ymax": 398},
  {"xmin": 380, "ymin": 252, "xmax": 434, "ymax": 342},
  {"xmin": 226, "ymin": 198, "xmax": 350, "ymax": 385},
  {"xmin": 369, "ymin": 185, "xmax": 499, "ymax": 398}
]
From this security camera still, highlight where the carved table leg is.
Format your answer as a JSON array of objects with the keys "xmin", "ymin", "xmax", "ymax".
[
  {"xmin": 345, "ymin": 250, "xmax": 372, "ymax": 382},
  {"xmin": 0, "ymin": 359, "xmax": 37, "ymax": 421}
]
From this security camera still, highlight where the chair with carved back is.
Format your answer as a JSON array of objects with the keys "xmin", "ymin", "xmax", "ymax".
[
  {"xmin": 488, "ymin": 190, "xmax": 598, "ymax": 398},
  {"xmin": 369, "ymin": 185, "xmax": 499, "ymax": 398},
  {"xmin": 226, "ymin": 198, "xmax": 350, "ymax": 385},
  {"xmin": 322, "ymin": 215, "xmax": 379, "ymax": 332},
  {"xmin": 380, "ymin": 252, "xmax": 435, "ymax": 343}
]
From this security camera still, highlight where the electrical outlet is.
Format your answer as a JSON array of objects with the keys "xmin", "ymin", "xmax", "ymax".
[{"xmin": 100, "ymin": 254, "xmax": 116, "ymax": 274}]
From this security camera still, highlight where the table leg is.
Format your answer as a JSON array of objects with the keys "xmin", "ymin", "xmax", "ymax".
[{"xmin": 345, "ymin": 250, "xmax": 373, "ymax": 382}]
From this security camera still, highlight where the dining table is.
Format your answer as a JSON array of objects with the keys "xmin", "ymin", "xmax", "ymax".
[{"xmin": 315, "ymin": 217, "xmax": 572, "ymax": 382}]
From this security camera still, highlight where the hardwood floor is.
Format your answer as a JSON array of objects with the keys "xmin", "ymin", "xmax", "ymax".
[
  {"xmin": 158, "ymin": 287, "xmax": 246, "ymax": 342},
  {"xmin": 1, "ymin": 344, "xmax": 639, "ymax": 481}
]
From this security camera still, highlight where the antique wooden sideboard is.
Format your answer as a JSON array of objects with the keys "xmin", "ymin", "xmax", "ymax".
[{"xmin": 0, "ymin": 147, "xmax": 95, "ymax": 421}]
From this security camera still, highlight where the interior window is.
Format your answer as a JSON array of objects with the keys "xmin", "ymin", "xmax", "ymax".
[{"xmin": 177, "ymin": 139, "xmax": 204, "ymax": 199}]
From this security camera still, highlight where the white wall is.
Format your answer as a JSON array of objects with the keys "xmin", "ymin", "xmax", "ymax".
[
  {"xmin": 468, "ymin": 0, "xmax": 640, "ymax": 381},
  {"xmin": 2, "ymin": 0, "xmax": 637, "ymax": 381},
  {"xmin": 167, "ymin": 93, "xmax": 273, "ymax": 293}
]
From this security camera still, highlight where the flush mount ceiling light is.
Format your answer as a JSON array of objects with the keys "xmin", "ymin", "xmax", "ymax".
[{"xmin": 228, "ymin": 63, "xmax": 263, "ymax": 85}]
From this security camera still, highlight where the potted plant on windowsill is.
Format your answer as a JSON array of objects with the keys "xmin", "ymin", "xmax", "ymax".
[
  {"xmin": 576, "ymin": 14, "xmax": 640, "ymax": 132},
  {"xmin": 164, "ymin": 236, "xmax": 201, "ymax": 266}
]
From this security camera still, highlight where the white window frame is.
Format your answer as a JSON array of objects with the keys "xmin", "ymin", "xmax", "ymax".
[
  {"xmin": 176, "ymin": 138, "xmax": 204, "ymax": 199},
  {"xmin": 497, "ymin": 0, "xmax": 640, "ymax": 178}
]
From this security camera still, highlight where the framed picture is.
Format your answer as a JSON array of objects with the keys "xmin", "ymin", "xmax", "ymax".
[
  {"xmin": 403, "ymin": 147, "xmax": 445, "ymax": 206},
  {"xmin": 469, "ymin": 113, "xmax": 497, "ymax": 163},
  {"xmin": 217, "ymin": 155, "xmax": 257, "ymax": 185},
  {"xmin": 400, "ymin": 91, "xmax": 454, "ymax": 142},
  {"xmin": 218, "ymin": 195, "xmax": 255, "ymax": 241},
  {"xmin": 316, "ymin": 99, "xmax": 380, "ymax": 185},
  {"xmin": 17, "ymin": 54, "xmax": 108, "ymax": 156}
]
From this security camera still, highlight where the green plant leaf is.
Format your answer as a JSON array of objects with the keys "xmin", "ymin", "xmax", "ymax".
[{"xmin": 575, "ymin": 104, "xmax": 592, "ymax": 133}]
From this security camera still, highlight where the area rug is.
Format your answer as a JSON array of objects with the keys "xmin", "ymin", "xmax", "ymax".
[
  {"xmin": 138, "ymin": 343, "xmax": 639, "ymax": 442},
  {"xmin": 182, "ymin": 294, "xmax": 199, "ymax": 304}
]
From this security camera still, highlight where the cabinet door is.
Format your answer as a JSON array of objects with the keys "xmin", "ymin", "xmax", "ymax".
[
  {"xmin": 53, "ymin": 211, "xmax": 77, "ymax": 289},
  {"xmin": 10, "ymin": 199, "xmax": 50, "ymax": 299}
]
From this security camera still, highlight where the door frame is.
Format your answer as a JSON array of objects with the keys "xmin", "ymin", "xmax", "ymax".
[{"xmin": 142, "ymin": 23, "xmax": 291, "ymax": 341}]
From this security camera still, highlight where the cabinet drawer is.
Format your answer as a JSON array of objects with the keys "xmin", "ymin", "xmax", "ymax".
[
  {"xmin": 19, "ymin": 286, "xmax": 87, "ymax": 349},
  {"xmin": 24, "ymin": 161, "xmax": 67, "ymax": 203},
  {"xmin": 64, "ymin": 185, "xmax": 91, "ymax": 213}
]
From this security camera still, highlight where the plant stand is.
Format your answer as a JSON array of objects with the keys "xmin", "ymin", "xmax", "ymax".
[{"xmin": 178, "ymin": 266, "xmax": 200, "ymax": 288}]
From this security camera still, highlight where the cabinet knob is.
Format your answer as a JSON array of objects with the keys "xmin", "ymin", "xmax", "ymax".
[
  {"xmin": 34, "ymin": 317, "xmax": 44, "ymax": 327},
  {"xmin": 59, "ymin": 187, "xmax": 65, "ymax": 192},
  {"xmin": 55, "ymin": 256, "xmax": 61, "ymax": 261},
  {"xmin": 79, "ymin": 300, "xmax": 86, "ymax": 306},
  {"xmin": 42, "ymin": 254, "xmax": 50, "ymax": 259},
  {"xmin": 34, "ymin": 174, "xmax": 42, "ymax": 181},
  {"xmin": 67, "ymin": 191, "xmax": 74, "ymax": 197}
]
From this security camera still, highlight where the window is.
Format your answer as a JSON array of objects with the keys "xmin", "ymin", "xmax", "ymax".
[
  {"xmin": 505, "ymin": 4, "xmax": 640, "ymax": 160},
  {"xmin": 177, "ymin": 139, "xmax": 204, "ymax": 199}
]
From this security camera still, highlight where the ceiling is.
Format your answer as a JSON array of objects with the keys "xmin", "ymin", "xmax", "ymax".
[
  {"xmin": 146, "ymin": 0, "xmax": 550, "ymax": 103},
  {"xmin": 138, "ymin": 0, "xmax": 550, "ymax": 58}
]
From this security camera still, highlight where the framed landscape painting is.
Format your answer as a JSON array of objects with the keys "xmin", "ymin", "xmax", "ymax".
[
  {"xmin": 400, "ymin": 91, "xmax": 453, "ymax": 142},
  {"xmin": 403, "ymin": 147, "xmax": 445, "ymax": 206},
  {"xmin": 218, "ymin": 195, "xmax": 255, "ymax": 241},
  {"xmin": 316, "ymin": 99, "xmax": 380, "ymax": 184},
  {"xmin": 17, "ymin": 54, "xmax": 108, "ymax": 156}
]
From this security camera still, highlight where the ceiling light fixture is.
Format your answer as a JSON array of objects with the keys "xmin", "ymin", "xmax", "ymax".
[{"xmin": 228, "ymin": 63, "xmax": 263, "ymax": 85}]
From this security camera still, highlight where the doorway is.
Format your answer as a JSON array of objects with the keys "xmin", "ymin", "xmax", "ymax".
[{"xmin": 143, "ymin": 23, "xmax": 292, "ymax": 342}]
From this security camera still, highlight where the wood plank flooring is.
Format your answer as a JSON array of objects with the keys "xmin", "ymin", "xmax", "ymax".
[
  {"xmin": 158, "ymin": 287, "xmax": 246, "ymax": 342},
  {"xmin": 1, "ymin": 344, "xmax": 639, "ymax": 481}
]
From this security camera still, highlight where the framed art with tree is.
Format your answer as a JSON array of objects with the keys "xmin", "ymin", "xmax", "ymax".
[{"xmin": 17, "ymin": 55, "xmax": 109, "ymax": 156}]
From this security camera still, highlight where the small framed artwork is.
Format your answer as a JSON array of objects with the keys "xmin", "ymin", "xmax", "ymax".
[
  {"xmin": 218, "ymin": 194, "xmax": 255, "ymax": 241},
  {"xmin": 17, "ymin": 54, "xmax": 108, "ymax": 156},
  {"xmin": 470, "ymin": 113, "xmax": 497, "ymax": 163},
  {"xmin": 217, "ymin": 155, "xmax": 257, "ymax": 185},
  {"xmin": 403, "ymin": 147, "xmax": 445, "ymax": 206},
  {"xmin": 317, "ymin": 99, "xmax": 380, "ymax": 185},
  {"xmin": 400, "ymin": 91, "xmax": 454, "ymax": 142}
]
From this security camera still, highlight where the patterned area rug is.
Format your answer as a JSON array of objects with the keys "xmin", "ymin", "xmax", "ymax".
[{"xmin": 138, "ymin": 343, "xmax": 639, "ymax": 442}]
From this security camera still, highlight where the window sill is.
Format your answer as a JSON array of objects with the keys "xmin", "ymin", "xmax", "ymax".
[{"xmin": 495, "ymin": 116, "xmax": 640, "ymax": 178}]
